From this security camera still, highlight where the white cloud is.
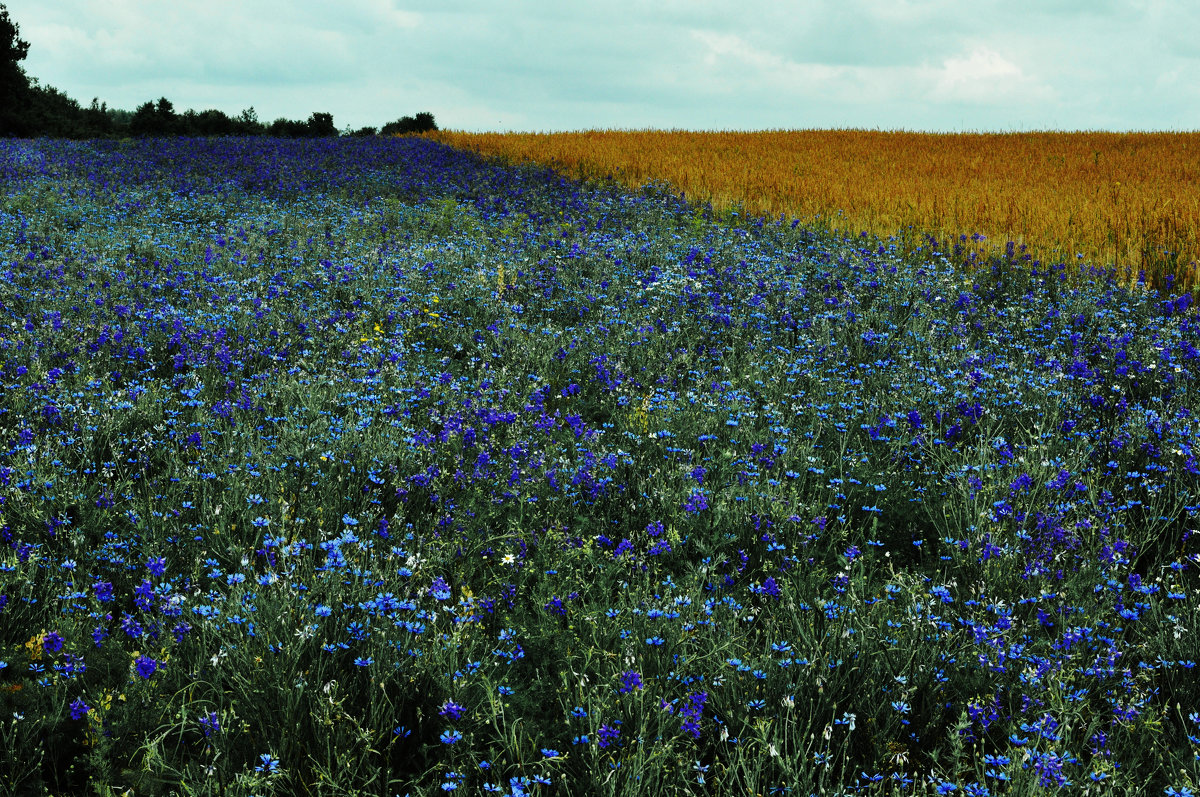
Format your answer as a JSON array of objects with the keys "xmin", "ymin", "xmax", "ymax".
[
  {"xmin": 930, "ymin": 46, "xmax": 1057, "ymax": 105},
  {"xmin": 690, "ymin": 30, "xmax": 845, "ymax": 85}
]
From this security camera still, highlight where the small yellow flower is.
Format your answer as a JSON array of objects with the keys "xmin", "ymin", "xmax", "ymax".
[{"xmin": 24, "ymin": 631, "xmax": 46, "ymax": 661}]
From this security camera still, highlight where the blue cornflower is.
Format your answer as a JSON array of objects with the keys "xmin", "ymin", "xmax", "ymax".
[
  {"xmin": 439, "ymin": 729, "xmax": 463, "ymax": 744},
  {"xmin": 255, "ymin": 753, "xmax": 280, "ymax": 774},
  {"xmin": 646, "ymin": 636, "xmax": 665, "ymax": 647}
]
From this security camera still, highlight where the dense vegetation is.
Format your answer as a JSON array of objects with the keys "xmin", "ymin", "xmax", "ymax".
[
  {"xmin": 2, "ymin": 136, "xmax": 1200, "ymax": 795},
  {"xmin": 432, "ymin": 129, "xmax": 1200, "ymax": 296}
]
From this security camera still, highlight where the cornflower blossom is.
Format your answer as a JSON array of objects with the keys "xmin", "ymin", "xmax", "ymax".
[{"xmin": 255, "ymin": 753, "xmax": 280, "ymax": 774}]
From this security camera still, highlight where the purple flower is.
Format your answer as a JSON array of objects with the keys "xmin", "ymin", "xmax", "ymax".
[
  {"xmin": 91, "ymin": 624, "xmax": 108, "ymax": 648},
  {"xmin": 683, "ymin": 492, "xmax": 709, "ymax": 513},
  {"xmin": 147, "ymin": 557, "xmax": 167, "ymax": 577},
  {"xmin": 597, "ymin": 722, "xmax": 621, "ymax": 748},
  {"xmin": 199, "ymin": 711, "xmax": 221, "ymax": 737},
  {"xmin": 69, "ymin": 698, "xmax": 90, "ymax": 720},
  {"xmin": 134, "ymin": 579, "xmax": 155, "ymax": 611},
  {"xmin": 43, "ymin": 631, "xmax": 65, "ymax": 653},
  {"xmin": 618, "ymin": 670, "xmax": 643, "ymax": 694},
  {"xmin": 94, "ymin": 581, "xmax": 114, "ymax": 603},
  {"xmin": 439, "ymin": 700, "xmax": 465, "ymax": 720},
  {"xmin": 134, "ymin": 655, "xmax": 159, "ymax": 679},
  {"xmin": 429, "ymin": 576, "xmax": 452, "ymax": 601},
  {"xmin": 120, "ymin": 614, "xmax": 144, "ymax": 639}
]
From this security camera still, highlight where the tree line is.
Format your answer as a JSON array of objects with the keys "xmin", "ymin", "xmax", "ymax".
[{"xmin": 0, "ymin": 4, "xmax": 436, "ymax": 138}]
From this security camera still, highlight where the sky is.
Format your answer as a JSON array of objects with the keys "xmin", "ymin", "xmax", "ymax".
[{"xmin": 6, "ymin": 0, "xmax": 1198, "ymax": 132}]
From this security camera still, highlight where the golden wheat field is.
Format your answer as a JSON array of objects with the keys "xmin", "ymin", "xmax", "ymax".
[{"xmin": 431, "ymin": 129, "xmax": 1200, "ymax": 292}]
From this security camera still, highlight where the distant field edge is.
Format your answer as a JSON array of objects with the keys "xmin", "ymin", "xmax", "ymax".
[{"xmin": 427, "ymin": 129, "xmax": 1200, "ymax": 295}]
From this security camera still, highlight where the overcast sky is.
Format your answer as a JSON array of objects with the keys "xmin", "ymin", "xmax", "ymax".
[{"xmin": 6, "ymin": 0, "xmax": 1198, "ymax": 132}]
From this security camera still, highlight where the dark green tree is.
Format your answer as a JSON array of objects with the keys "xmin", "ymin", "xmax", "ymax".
[
  {"xmin": 83, "ymin": 98, "xmax": 114, "ymax": 136},
  {"xmin": 130, "ymin": 97, "xmax": 179, "ymax": 136},
  {"xmin": 0, "ymin": 2, "xmax": 32, "ymax": 135},
  {"xmin": 233, "ymin": 107, "xmax": 264, "ymax": 135},
  {"xmin": 380, "ymin": 112, "xmax": 437, "ymax": 136},
  {"xmin": 413, "ymin": 111, "xmax": 436, "ymax": 132},
  {"xmin": 267, "ymin": 116, "xmax": 309, "ymax": 137},
  {"xmin": 306, "ymin": 111, "xmax": 337, "ymax": 137}
]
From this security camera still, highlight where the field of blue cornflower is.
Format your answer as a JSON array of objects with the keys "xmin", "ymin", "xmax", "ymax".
[{"xmin": 1, "ymin": 136, "xmax": 1199, "ymax": 796}]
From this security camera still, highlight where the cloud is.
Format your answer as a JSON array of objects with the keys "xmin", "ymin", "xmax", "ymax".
[
  {"xmin": 930, "ymin": 46, "xmax": 1057, "ymax": 105},
  {"xmin": 4, "ymin": 0, "xmax": 1197, "ymax": 131}
]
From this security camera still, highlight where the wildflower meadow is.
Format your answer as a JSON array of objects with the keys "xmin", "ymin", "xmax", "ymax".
[{"xmin": 1, "ymin": 136, "xmax": 1199, "ymax": 795}]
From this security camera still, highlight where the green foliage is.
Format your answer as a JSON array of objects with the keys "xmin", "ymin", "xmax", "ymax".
[
  {"xmin": 0, "ymin": 1, "xmax": 31, "ymax": 136},
  {"xmin": 381, "ymin": 112, "xmax": 438, "ymax": 136}
]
